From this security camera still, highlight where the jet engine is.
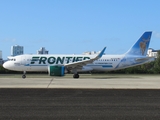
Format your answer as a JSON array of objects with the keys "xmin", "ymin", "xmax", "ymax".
[{"xmin": 48, "ymin": 66, "xmax": 65, "ymax": 76}]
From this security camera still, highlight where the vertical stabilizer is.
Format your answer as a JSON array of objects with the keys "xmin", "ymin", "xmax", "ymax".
[{"xmin": 125, "ymin": 32, "xmax": 152, "ymax": 56}]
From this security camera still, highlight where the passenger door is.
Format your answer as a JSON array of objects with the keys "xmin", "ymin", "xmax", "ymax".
[{"xmin": 21, "ymin": 56, "xmax": 31, "ymax": 71}]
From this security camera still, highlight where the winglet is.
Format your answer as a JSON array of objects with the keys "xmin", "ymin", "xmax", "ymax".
[{"xmin": 97, "ymin": 47, "xmax": 106, "ymax": 59}]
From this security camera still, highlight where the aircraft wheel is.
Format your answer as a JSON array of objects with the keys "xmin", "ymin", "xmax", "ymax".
[
  {"xmin": 76, "ymin": 74, "xmax": 79, "ymax": 78},
  {"xmin": 73, "ymin": 74, "xmax": 76, "ymax": 78},
  {"xmin": 73, "ymin": 74, "xmax": 79, "ymax": 78},
  {"xmin": 22, "ymin": 74, "xmax": 26, "ymax": 79}
]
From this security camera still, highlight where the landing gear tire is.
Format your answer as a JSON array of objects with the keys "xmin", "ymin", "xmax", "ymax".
[
  {"xmin": 22, "ymin": 74, "xmax": 26, "ymax": 79},
  {"xmin": 73, "ymin": 74, "xmax": 79, "ymax": 78},
  {"xmin": 22, "ymin": 71, "xmax": 26, "ymax": 79}
]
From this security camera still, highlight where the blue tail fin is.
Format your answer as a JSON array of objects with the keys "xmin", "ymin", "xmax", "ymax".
[{"xmin": 126, "ymin": 31, "xmax": 152, "ymax": 56}]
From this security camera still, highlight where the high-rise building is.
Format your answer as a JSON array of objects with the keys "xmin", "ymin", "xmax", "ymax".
[
  {"xmin": 37, "ymin": 47, "xmax": 49, "ymax": 54},
  {"xmin": 11, "ymin": 45, "xmax": 24, "ymax": 56}
]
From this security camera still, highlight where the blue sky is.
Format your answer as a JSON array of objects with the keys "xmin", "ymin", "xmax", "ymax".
[{"xmin": 0, "ymin": 0, "xmax": 160, "ymax": 59}]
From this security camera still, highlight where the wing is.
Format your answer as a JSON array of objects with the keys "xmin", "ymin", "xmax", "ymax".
[{"xmin": 64, "ymin": 47, "xmax": 106, "ymax": 69}]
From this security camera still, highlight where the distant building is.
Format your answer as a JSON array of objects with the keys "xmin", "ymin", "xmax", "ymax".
[
  {"xmin": 147, "ymin": 48, "xmax": 160, "ymax": 58},
  {"xmin": 82, "ymin": 51, "xmax": 96, "ymax": 55},
  {"xmin": 11, "ymin": 45, "xmax": 24, "ymax": 56},
  {"xmin": 82, "ymin": 48, "xmax": 159, "ymax": 58},
  {"xmin": 82, "ymin": 51, "xmax": 105, "ymax": 55},
  {"xmin": 0, "ymin": 50, "xmax": 3, "ymax": 65},
  {"xmin": 37, "ymin": 47, "xmax": 49, "ymax": 54},
  {"xmin": 0, "ymin": 50, "xmax": 2, "ymax": 59},
  {"xmin": 0, "ymin": 60, "xmax": 3, "ymax": 65}
]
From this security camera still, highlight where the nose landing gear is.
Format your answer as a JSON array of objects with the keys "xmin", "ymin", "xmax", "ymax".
[
  {"xmin": 22, "ymin": 71, "xmax": 26, "ymax": 79},
  {"xmin": 22, "ymin": 74, "xmax": 26, "ymax": 79}
]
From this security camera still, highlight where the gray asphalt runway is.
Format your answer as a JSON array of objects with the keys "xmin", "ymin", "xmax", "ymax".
[
  {"xmin": 0, "ymin": 74, "xmax": 160, "ymax": 89},
  {"xmin": 0, "ymin": 89, "xmax": 160, "ymax": 120}
]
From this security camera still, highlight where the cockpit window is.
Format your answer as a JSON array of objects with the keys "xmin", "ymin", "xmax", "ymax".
[{"xmin": 8, "ymin": 58, "xmax": 16, "ymax": 61}]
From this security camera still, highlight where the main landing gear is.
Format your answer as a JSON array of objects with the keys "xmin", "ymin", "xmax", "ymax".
[
  {"xmin": 22, "ymin": 71, "xmax": 26, "ymax": 79},
  {"xmin": 72, "ymin": 69, "xmax": 79, "ymax": 78},
  {"xmin": 73, "ymin": 73, "xmax": 79, "ymax": 78}
]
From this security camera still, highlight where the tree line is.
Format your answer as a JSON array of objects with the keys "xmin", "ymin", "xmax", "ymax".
[{"xmin": 1, "ymin": 51, "xmax": 160, "ymax": 74}]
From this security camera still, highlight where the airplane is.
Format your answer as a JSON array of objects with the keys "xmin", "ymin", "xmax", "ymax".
[{"xmin": 3, "ymin": 31, "xmax": 154, "ymax": 79}]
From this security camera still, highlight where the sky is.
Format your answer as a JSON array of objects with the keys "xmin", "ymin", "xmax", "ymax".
[{"xmin": 0, "ymin": 0, "xmax": 160, "ymax": 59}]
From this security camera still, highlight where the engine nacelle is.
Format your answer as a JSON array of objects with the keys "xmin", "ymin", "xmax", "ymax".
[{"xmin": 48, "ymin": 66, "xmax": 65, "ymax": 76}]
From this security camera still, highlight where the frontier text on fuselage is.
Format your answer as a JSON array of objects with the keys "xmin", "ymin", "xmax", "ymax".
[{"xmin": 31, "ymin": 56, "xmax": 91, "ymax": 64}]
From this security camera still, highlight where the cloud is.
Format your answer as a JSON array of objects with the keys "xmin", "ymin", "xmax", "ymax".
[
  {"xmin": 153, "ymin": 31, "xmax": 160, "ymax": 39},
  {"xmin": 1, "ymin": 38, "xmax": 16, "ymax": 42},
  {"xmin": 81, "ymin": 39, "xmax": 93, "ymax": 43}
]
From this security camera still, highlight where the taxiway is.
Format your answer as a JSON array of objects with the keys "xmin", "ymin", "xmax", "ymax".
[{"xmin": 0, "ymin": 74, "xmax": 160, "ymax": 89}]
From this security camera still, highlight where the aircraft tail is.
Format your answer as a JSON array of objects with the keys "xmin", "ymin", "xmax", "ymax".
[{"xmin": 125, "ymin": 31, "xmax": 152, "ymax": 56}]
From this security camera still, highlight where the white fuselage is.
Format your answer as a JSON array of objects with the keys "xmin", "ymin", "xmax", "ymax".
[{"xmin": 3, "ymin": 54, "xmax": 154, "ymax": 72}]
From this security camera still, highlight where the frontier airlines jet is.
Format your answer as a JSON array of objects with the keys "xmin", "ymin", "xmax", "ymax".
[{"xmin": 3, "ymin": 32, "xmax": 154, "ymax": 78}]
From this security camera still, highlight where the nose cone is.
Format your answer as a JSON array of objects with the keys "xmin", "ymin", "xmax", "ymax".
[
  {"xmin": 3, "ymin": 62, "xmax": 8, "ymax": 69},
  {"xmin": 3, "ymin": 61, "xmax": 14, "ymax": 70}
]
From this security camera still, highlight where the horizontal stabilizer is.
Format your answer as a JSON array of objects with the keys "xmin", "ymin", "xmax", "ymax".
[{"xmin": 135, "ymin": 57, "xmax": 155, "ymax": 62}]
